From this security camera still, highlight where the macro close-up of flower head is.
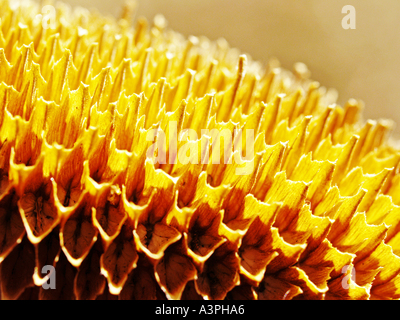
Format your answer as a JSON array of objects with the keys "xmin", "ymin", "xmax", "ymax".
[{"xmin": 0, "ymin": 0, "xmax": 400, "ymax": 301}]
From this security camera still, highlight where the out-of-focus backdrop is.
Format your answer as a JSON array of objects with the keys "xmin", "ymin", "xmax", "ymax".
[{"xmin": 62, "ymin": 0, "xmax": 400, "ymax": 137}]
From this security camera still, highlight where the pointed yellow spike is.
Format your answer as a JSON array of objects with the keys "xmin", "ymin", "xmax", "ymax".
[{"xmin": 216, "ymin": 55, "xmax": 246, "ymax": 122}]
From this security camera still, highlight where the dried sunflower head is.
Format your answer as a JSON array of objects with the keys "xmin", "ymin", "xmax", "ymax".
[{"xmin": 0, "ymin": 0, "xmax": 400, "ymax": 301}]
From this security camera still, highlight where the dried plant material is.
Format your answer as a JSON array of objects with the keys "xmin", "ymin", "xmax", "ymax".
[
  {"xmin": 74, "ymin": 240, "xmax": 105, "ymax": 300},
  {"xmin": 0, "ymin": 236, "xmax": 35, "ymax": 300},
  {"xmin": 100, "ymin": 222, "xmax": 137, "ymax": 295},
  {"xmin": 154, "ymin": 238, "xmax": 197, "ymax": 300},
  {"xmin": 0, "ymin": 187, "xmax": 25, "ymax": 262},
  {"xmin": 0, "ymin": 0, "xmax": 400, "ymax": 300}
]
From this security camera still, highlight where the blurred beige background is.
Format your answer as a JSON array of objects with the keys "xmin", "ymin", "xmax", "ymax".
[{"xmin": 63, "ymin": 0, "xmax": 400, "ymax": 137}]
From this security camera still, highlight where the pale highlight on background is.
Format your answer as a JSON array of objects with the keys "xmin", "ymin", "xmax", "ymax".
[{"xmin": 62, "ymin": 0, "xmax": 400, "ymax": 137}]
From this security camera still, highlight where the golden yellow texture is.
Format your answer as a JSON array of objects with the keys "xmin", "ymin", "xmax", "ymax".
[{"xmin": 0, "ymin": 0, "xmax": 400, "ymax": 300}]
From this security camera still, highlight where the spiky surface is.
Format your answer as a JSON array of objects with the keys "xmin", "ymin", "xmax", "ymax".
[{"xmin": 0, "ymin": 0, "xmax": 400, "ymax": 300}]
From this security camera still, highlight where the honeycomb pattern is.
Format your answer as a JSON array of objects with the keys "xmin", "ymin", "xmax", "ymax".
[{"xmin": 0, "ymin": 0, "xmax": 400, "ymax": 300}]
